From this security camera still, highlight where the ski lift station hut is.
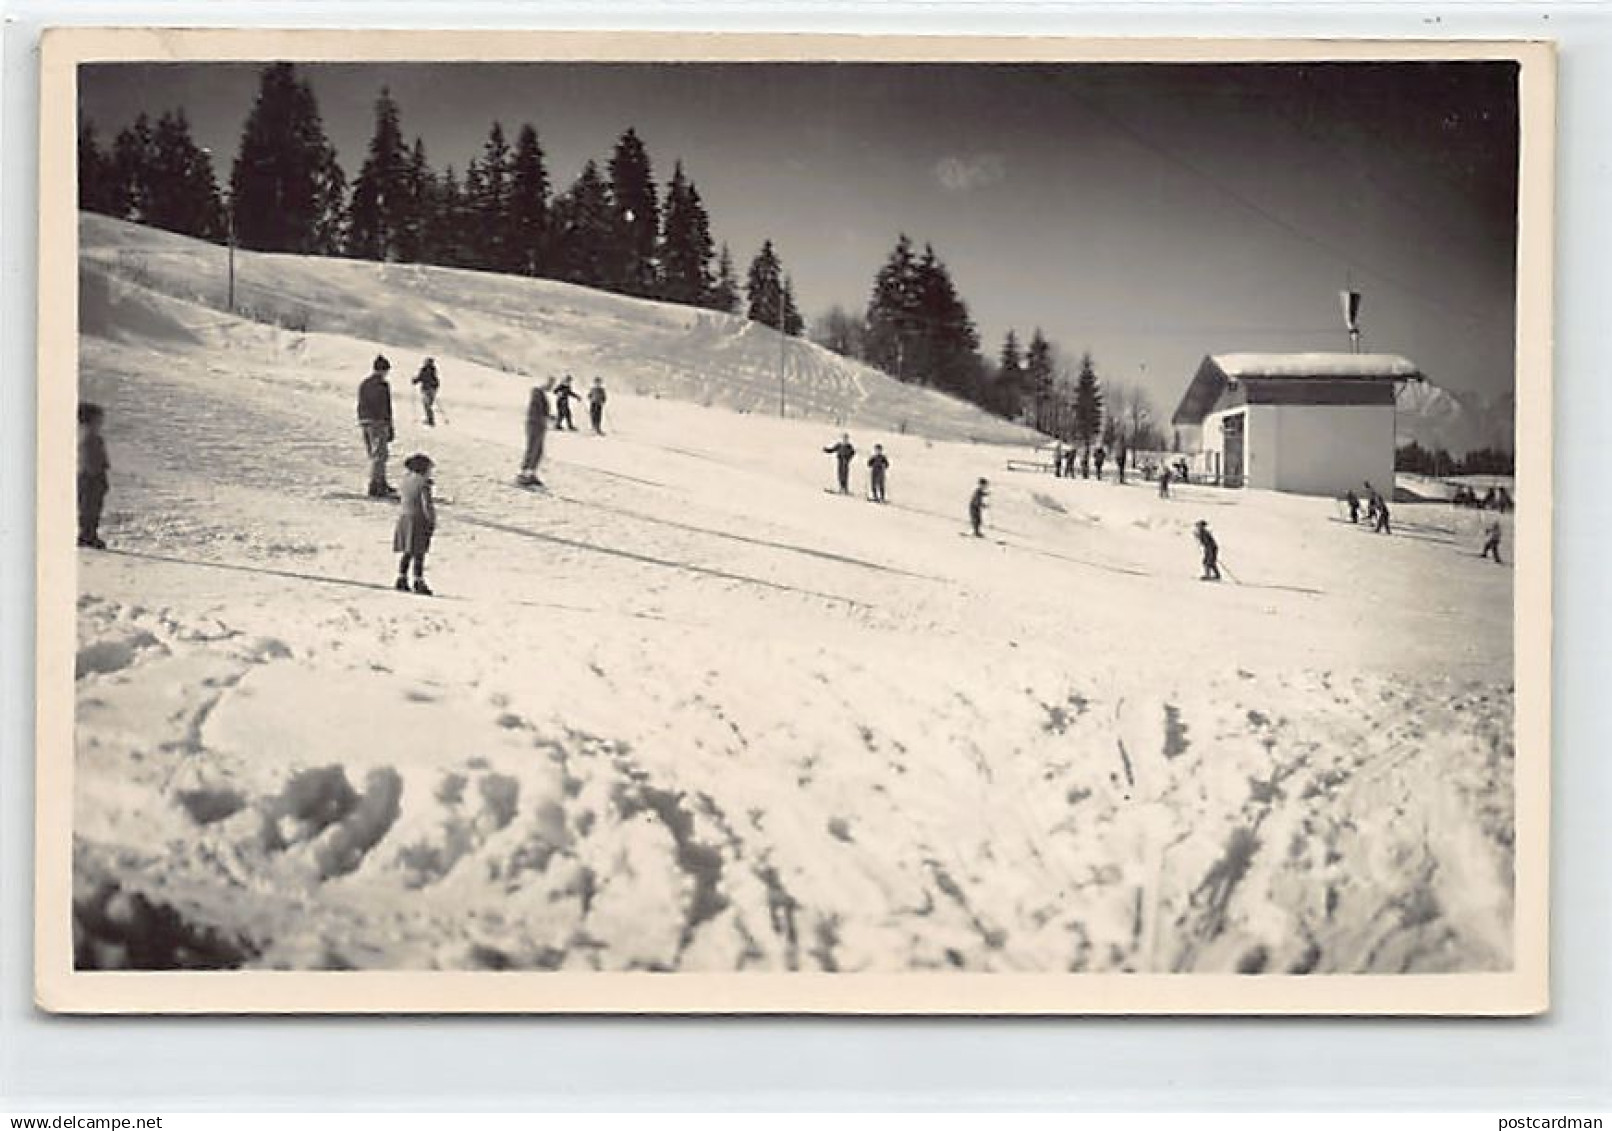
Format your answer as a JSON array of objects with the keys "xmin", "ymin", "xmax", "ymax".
[{"xmin": 1171, "ymin": 352, "xmax": 1423, "ymax": 496}]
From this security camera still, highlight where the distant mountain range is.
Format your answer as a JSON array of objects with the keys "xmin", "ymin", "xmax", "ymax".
[{"xmin": 1395, "ymin": 378, "xmax": 1515, "ymax": 456}]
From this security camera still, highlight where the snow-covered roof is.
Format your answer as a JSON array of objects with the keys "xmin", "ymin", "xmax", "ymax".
[
  {"xmin": 1210, "ymin": 352, "xmax": 1423, "ymax": 380},
  {"xmin": 1173, "ymin": 352, "xmax": 1423, "ymax": 425}
]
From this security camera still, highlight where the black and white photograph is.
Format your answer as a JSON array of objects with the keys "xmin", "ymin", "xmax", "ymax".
[{"xmin": 37, "ymin": 31, "xmax": 1552, "ymax": 1013}]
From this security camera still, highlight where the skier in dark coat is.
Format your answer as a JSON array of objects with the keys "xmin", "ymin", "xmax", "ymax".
[
  {"xmin": 1373, "ymin": 495, "xmax": 1392, "ymax": 535},
  {"xmin": 1063, "ymin": 446, "xmax": 1077, "ymax": 478},
  {"xmin": 1094, "ymin": 446, "xmax": 1107, "ymax": 481},
  {"xmin": 1116, "ymin": 439, "xmax": 1127, "ymax": 484},
  {"xmin": 518, "ymin": 379, "xmax": 552, "ymax": 486},
  {"xmin": 393, "ymin": 453, "xmax": 437, "ymax": 595},
  {"xmin": 1481, "ymin": 520, "xmax": 1504, "ymax": 563},
  {"xmin": 553, "ymin": 375, "xmax": 580, "ymax": 431},
  {"xmin": 867, "ymin": 445, "xmax": 890, "ymax": 503},
  {"xmin": 824, "ymin": 433, "xmax": 856, "ymax": 494},
  {"xmin": 1052, "ymin": 441, "xmax": 1064, "ymax": 479},
  {"xmin": 77, "ymin": 402, "xmax": 110, "ymax": 549},
  {"xmin": 969, "ymin": 478, "xmax": 989, "ymax": 537},
  {"xmin": 1158, "ymin": 465, "xmax": 1172, "ymax": 498},
  {"xmin": 357, "ymin": 356, "xmax": 396, "ymax": 497},
  {"xmin": 412, "ymin": 358, "xmax": 441, "ymax": 427},
  {"xmin": 587, "ymin": 377, "xmax": 608, "ymax": 434},
  {"xmin": 1346, "ymin": 489, "xmax": 1361, "ymax": 524},
  {"xmin": 1194, "ymin": 519, "xmax": 1221, "ymax": 581}
]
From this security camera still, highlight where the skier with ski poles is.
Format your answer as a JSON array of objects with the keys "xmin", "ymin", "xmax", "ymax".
[
  {"xmin": 867, "ymin": 444, "xmax": 890, "ymax": 503},
  {"xmin": 824, "ymin": 433, "xmax": 856, "ymax": 495},
  {"xmin": 553, "ymin": 374, "xmax": 580, "ymax": 431},
  {"xmin": 413, "ymin": 358, "xmax": 441, "ymax": 427},
  {"xmin": 1194, "ymin": 519, "xmax": 1221, "ymax": 581},
  {"xmin": 969, "ymin": 478, "xmax": 990, "ymax": 537}
]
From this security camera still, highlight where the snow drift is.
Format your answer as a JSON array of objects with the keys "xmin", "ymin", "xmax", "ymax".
[{"xmin": 71, "ymin": 214, "xmax": 1517, "ymax": 975}]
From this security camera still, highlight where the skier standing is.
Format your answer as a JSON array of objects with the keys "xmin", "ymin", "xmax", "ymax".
[
  {"xmin": 824, "ymin": 433, "xmax": 856, "ymax": 494},
  {"xmin": 553, "ymin": 375, "xmax": 580, "ymax": 431},
  {"xmin": 518, "ymin": 379, "xmax": 553, "ymax": 486},
  {"xmin": 393, "ymin": 453, "xmax": 437, "ymax": 596},
  {"xmin": 1345, "ymin": 489, "xmax": 1361, "ymax": 524},
  {"xmin": 867, "ymin": 444, "xmax": 890, "ymax": 503},
  {"xmin": 413, "ymin": 358, "xmax": 441, "ymax": 427},
  {"xmin": 1094, "ymin": 446, "xmax": 1107, "ymax": 481},
  {"xmin": 1116, "ymin": 438, "xmax": 1127, "ymax": 485},
  {"xmin": 1053, "ymin": 441, "xmax": 1064, "ymax": 479},
  {"xmin": 1481, "ymin": 520, "xmax": 1504, "ymax": 563},
  {"xmin": 1194, "ymin": 519, "xmax": 1221, "ymax": 581},
  {"xmin": 77, "ymin": 402, "xmax": 110, "ymax": 549},
  {"xmin": 357, "ymin": 355, "xmax": 397, "ymax": 498},
  {"xmin": 969, "ymin": 478, "xmax": 990, "ymax": 537},
  {"xmin": 1158, "ymin": 465, "xmax": 1172, "ymax": 498},
  {"xmin": 587, "ymin": 377, "xmax": 608, "ymax": 434},
  {"xmin": 1373, "ymin": 495, "xmax": 1393, "ymax": 535}
]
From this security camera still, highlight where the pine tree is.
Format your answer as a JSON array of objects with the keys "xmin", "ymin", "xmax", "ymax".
[
  {"xmin": 1025, "ymin": 329, "xmax": 1055, "ymax": 434},
  {"xmin": 467, "ymin": 122, "xmax": 516, "ymax": 272},
  {"xmin": 393, "ymin": 138, "xmax": 431, "ymax": 263},
  {"xmin": 78, "ymin": 122, "xmax": 121, "ymax": 216},
  {"xmin": 230, "ymin": 63, "xmax": 344, "ymax": 255},
  {"xmin": 549, "ymin": 159, "xmax": 616, "ymax": 287},
  {"xmin": 508, "ymin": 124, "xmax": 550, "ymax": 276},
  {"xmin": 110, "ymin": 113, "xmax": 158, "ymax": 223},
  {"xmin": 658, "ymin": 162, "xmax": 714, "ymax": 306},
  {"xmin": 745, "ymin": 240, "xmax": 786, "ymax": 329},
  {"xmin": 911, "ymin": 243, "xmax": 981, "ymax": 397},
  {"xmin": 863, "ymin": 234, "xmax": 923, "ymax": 380},
  {"xmin": 709, "ymin": 242, "xmax": 741, "ymax": 314},
  {"xmin": 424, "ymin": 165, "xmax": 469, "ymax": 268},
  {"xmin": 347, "ymin": 89, "xmax": 413, "ymax": 262},
  {"xmin": 781, "ymin": 276, "xmax": 804, "ymax": 336},
  {"xmin": 992, "ymin": 330, "xmax": 1024, "ymax": 420},
  {"xmin": 311, "ymin": 147, "xmax": 349, "ymax": 257},
  {"xmin": 145, "ymin": 110, "xmax": 224, "ymax": 240},
  {"xmin": 1072, "ymin": 351, "xmax": 1105, "ymax": 452},
  {"xmin": 608, "ymin": 128, "xmax": 659, "ymax": 296}
]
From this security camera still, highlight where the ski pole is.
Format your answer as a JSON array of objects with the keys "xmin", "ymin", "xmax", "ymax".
[{"xmin": 1217, "ymin": 557, "xmax": 1241, "ymax": 584}]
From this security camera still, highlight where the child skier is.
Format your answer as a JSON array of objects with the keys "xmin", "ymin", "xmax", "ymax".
[
  {"xmin": 969, "ymin": 478, "xmax": 990, "ymax": 537},
  {"xmin": 1481, "ymin": 520, "xmax": 1504, "ymax": 563},
  {"xmin": 867, "ymin": 444, "xmax": 890, "ymax": 503},
  {"xmin": 824, "ymin": 433, "xmax": 856, "ymax": 494},
  {"xmin": 357, "ymin": 355, "xmax": 396, "ymax": 498},
  {"xmin": 412, "ymin": 358, "xmax": 441, "ymax": 427},
  {"xmin": 553, "ymin": 375, "xmax": 580, "ymax": 431},
  {"xmin": 518, "ymin": 379, "xmax": 552, "ymax": 486},
  {"xmin": 77, "ymin": 402, "xmax": 110, "ymax": 549},
  {"xmin": 587, "ymin": 377, "xmax": 608, "ymax": 434},
  {"xmin": 1194, "ymin": 519, "xmax": 1221, "ymax": 581},
  {"xmin": 393, "ymin": 453, "xmax": 437, "ymax": 595}
]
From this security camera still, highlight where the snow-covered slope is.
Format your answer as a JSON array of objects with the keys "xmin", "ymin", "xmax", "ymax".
[
  {"xmin": 70, "ymin": 217, "xmax": 1517, "ymax": 976},
  {"xmin": 80, "ymin": 213, "xmax": 1033, "ymax": 444}
]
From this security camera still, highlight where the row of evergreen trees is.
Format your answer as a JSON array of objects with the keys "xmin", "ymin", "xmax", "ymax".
[
  {"xmin": 813, "ymin": 235, "xmax": 1165, "ymax": 443},
  {"xmin": 1395, "ymin": 440, "xmax": 1515, "ymax": 478},
  {"xmin": 78, "ymin": 63, "xmax": 810, "ymax": 333}
]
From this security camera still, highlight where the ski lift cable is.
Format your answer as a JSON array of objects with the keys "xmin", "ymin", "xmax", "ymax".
[{"xmin": 1068, "ymin": 92, "xmax": 1487, "ymax": 329}]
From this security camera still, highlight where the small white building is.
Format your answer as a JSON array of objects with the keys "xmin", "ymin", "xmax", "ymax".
[{"xmin": 1171, "ymin": 352, "xmax": 1422, "ymax": 496}]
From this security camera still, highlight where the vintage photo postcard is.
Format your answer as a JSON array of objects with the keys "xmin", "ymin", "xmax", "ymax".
[{"xmin": 35, "ymin": 29, "xmax": 1553, "ymax": 1014}]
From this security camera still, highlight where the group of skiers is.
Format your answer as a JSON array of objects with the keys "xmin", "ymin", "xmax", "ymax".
[
  {"xmin": 71, "ymin": 364, "xmax": 1511, "ymax": 595},
  {"xmin": 1050, "ymin": 440, "xmax": 1132, "ymax": 485}
]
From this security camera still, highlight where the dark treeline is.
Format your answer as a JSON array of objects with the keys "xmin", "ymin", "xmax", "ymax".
[
  {"xmin": 815, "ymin": 238, "xmax": 1167, "ymax": 440},
  {"xmin": 79, "ymin": 63, "xmax": 797, "ymax": 326},
  {"xmin": 1396, "ymin": 440, "xmax": 1515, "ymax": 478}
]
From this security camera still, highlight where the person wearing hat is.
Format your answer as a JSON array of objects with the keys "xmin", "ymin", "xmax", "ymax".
[
  {"xmin": 413, "ymin": 358, "xmax": 441, "ymax": 427},
  {"xmin": 553, "ymin": 374, "xmax": 580, "ymax": 431},
  {"xmin": 969, "ymin": 477, "xmax": 990, "ymax": 537},
  {"xmin": 393, "ymin": 452, "xmax": 437, "ymax": 595},
  {"xmin": 823, "ymin": 432, "xmax": 857, "ymax": 494},
  {"xmin": 357, "ymin": 355, "xmax": 396, "ymax": 498},
  {"xmin": 867, "ymin": 444, "xmax": 890, "ymax": 503},
  {"xmin": 1194, "ymin": 519, "xmax": 1221, "ymax": 581}
]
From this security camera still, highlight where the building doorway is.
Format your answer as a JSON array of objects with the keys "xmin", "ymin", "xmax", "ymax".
[{"xmin": 1221, "ymin": 413, "xmax": 1245, "ymax": 488}]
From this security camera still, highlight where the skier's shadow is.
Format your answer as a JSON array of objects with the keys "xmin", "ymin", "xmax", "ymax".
[
  {"xmin": 453, "ymin": 513, "xmax": 874, "ymax": 610},
  {"xmin": 546, "ymin": 491, "xmax": 947, "ymax": 583},
  {"xmin": 102, "ymin": 548, "xmax": 466, "ymax": 600}
]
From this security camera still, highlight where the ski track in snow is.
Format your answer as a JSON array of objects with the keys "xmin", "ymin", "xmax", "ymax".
[{"xmin": 71, "ymin": 215, "xmax": 1516, "ymax": 974}]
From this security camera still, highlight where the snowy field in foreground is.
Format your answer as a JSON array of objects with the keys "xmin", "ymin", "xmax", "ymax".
[{"xmin": 70, "ymin": 216, "xmax": 1516, "ymax": 974}]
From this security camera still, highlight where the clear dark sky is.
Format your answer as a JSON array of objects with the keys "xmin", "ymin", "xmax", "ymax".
[{"xmin": 79, "ymin": 60, "xmax": 1519, "ymax": 413}]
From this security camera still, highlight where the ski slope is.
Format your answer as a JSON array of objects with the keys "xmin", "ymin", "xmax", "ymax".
[{"xmin": 72, "ymin": 215, "xmax": 1517, "ymax": 975}]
